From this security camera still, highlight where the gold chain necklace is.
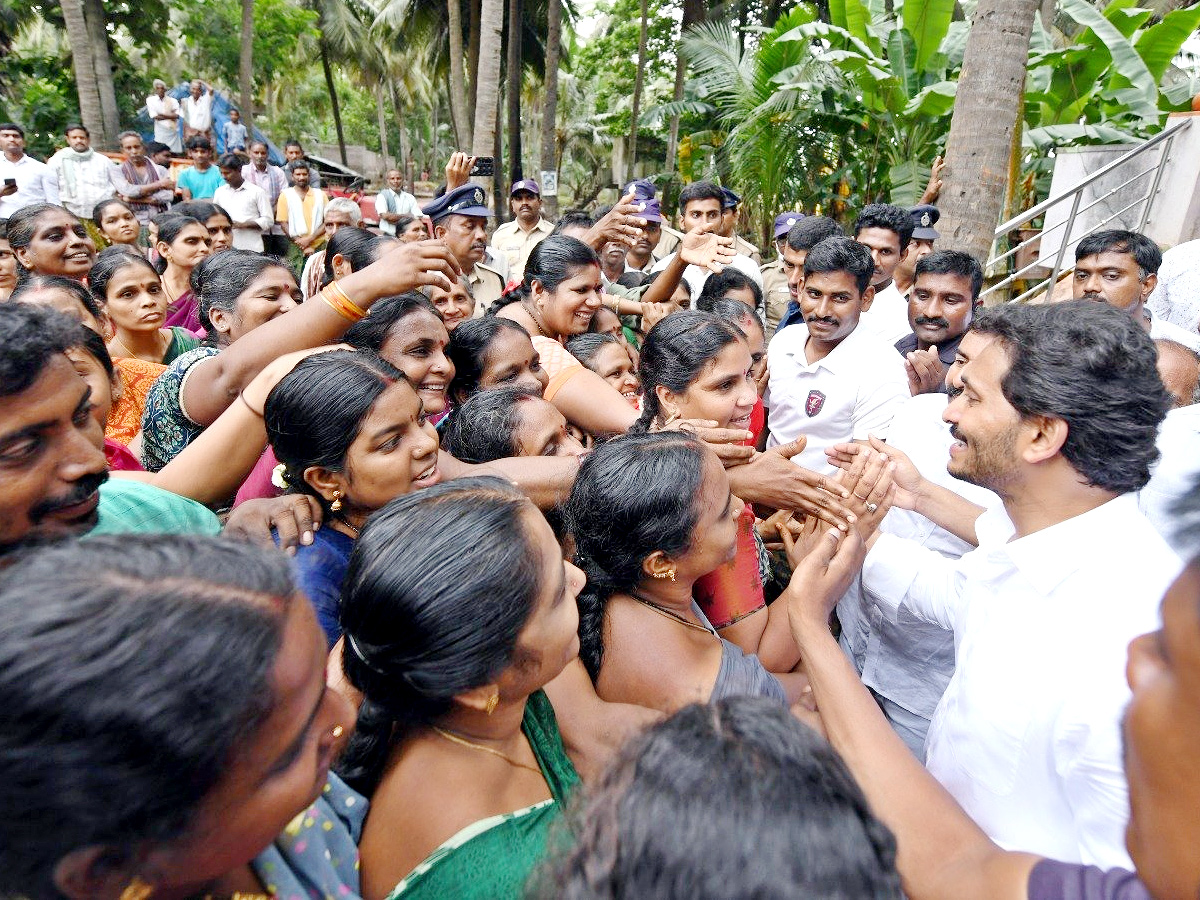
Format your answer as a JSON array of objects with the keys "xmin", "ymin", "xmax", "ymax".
[
  {"xmin": 630, "ymin": 592, "xmax": 715, "ymax": 636},
  {"xmin": 431, "ymin": 726, "xmax": 543, "ymax": 776}
]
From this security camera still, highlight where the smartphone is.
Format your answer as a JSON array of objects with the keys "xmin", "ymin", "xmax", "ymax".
[
  {"xmin": 469, "ymin": 157, "xmax": 495, "ymax": 177},
  {"xmin": 3, "ymin": 178, "xmax": 15, "ymax": 187}
]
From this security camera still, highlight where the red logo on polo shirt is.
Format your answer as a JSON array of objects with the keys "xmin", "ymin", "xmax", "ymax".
[{"xmin": 805, "ymin": 390, "xmax": 826, "ymax": 417}]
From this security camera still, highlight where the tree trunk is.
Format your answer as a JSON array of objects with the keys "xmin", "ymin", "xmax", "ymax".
[
  {"xmin": 447, "ymin": 0, "xmax": 472, "ymax": 149},
  {"xmin": 493, "ymin": 87, "xmax": 504, "ymax": 219},
  {"xmin": 468, "ymin": 0, "xmax": 482, "ymax": 136},
  {"xmin": 320, "ymin": 42, "xmax": 349, "ymax": 165},
  {"xmin": 59, "ymin": 0, "xmax": 105, "ymax": 144},
  {"xmin": 390, "ymin": 81, "xmax": 410, "ymax": 188},
  {"xmin": 239, "ymin": 0, "xmax": 254, "ymax": 128},
  {"xmin": 472, "ymin": 0, "xmax": 503, "ymax": 165},
  {"xmin": 539, "ymin": 0, "xmax": 561, "ymax": 218},
  {"xmin": 627, "ymin": 0, "xmax": 649, "ymax": 182},
  {"xmin": 937, "ymin": 0, "xmax": 1040, "ymax": 265},
  {"xmin": 375, "ymin": 82, "xmax": 391, "ymax": 172},
  {"xmin": 81, "ymin": 0, "xmax": 119, "ymax": 147},
  {"xmin": 666, "ymin": 0, "xmax": 706, "ymax": 172},
  {"xmin": 505, "ymin": 0, "xmax": 523, "ymax": 185}
]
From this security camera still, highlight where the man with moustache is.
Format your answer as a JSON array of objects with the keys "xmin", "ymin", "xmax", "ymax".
[
  {"xmin": 426, "ymin": 184, "xmax": 505, "ymax": 311},
  {"xmin": 850, "ymin": 300, "xmax": 1178, "ymax": 868},
  {"xmin": 763, "ymin": 236, "xmax": 908, "ymax": 473},
  {"xmin": 1073, "ymin": 230, "xmax": 1200, "ymax": 350},
  {"xmin": 787, "ymin": 464, "xmax": 1200, "ymax": 900},
  {"xmin": 895, "ymin": 250, "xmax": 981, "ymax": 395},
  {"xmin": 0, "ymin": 304, "xmax": 219, "ymax": 556},
  {"xmin": 773, "ymin": 216, "xmax": 844, "ymax": 335},
  {"xmin": 489, "ymin": 179, "xmax": 553, "ymax": 282}
]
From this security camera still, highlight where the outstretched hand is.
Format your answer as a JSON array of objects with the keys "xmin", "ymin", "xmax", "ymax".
[
  {"xmin": 659, "ymin": 418, "xmax": 756, "ymax": 467},
  {"xmin": 782, "ymin": 524, "xmax": 866, "ymax": 632},
  {"xmin": 679, "ymin": 225, "xmax": 736, "ymax": 275},
  {"xmin": 825, "ymin": 435, "xmax": 923, "ymax": 511},
  {"xmin": 357, "ymin": 239, "xmax": 462, "ymax": 299},
  {"xmin": 739, "ymin": 437, "xmax": 855, "ymax": 531},
  {"xmin": 584, "ymin": 192, "xmax": 648, "ymax": 251}
]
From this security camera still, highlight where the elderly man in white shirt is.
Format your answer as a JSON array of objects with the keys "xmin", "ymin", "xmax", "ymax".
[
  {"xmin": 47, "ymin": 124, "xmax": 125, "ymax": 219},
  {"xmin": 0, "ymin": 123, "xmax": 59, "ymax": 217},
  {"xmin": 213, "ymin": 154, "xmax": 272, "ymax": 253},
  {"xmin": 764, "ymin": 235, "xmax": 908, "ymax": 473},
  {"xmin": 854, "ymin": 300, "xmax": 1179, "ymax": 870},
  {"xmin": 180, "ymin": 79, "xmax": 214, "ymax": 143},
  {"xmin": 145, "ymin": 79, "xmax": 182, "ymax": 153}
]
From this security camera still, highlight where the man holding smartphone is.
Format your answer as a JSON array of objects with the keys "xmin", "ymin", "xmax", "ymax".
[{"xmin": 0, "ymin": 123, "xmax": 59, "ymax": 218}]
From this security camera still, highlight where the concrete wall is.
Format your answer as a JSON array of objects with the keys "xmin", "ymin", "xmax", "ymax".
[{"xmin": 1038, "ymin": 113, "xmax": 1200, "ymax": 267}]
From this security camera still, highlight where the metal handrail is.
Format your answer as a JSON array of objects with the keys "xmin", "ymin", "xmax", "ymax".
[
  {"xmin": 992, "ymin": 119, "xmax": 1186, "ymax": 235},
  {"xmin": 983, "ymin": 116, "xmax": 1190, "ymax": 303}
]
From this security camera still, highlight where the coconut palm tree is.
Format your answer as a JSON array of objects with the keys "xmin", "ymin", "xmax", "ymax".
[{"xmin": 58, "ymin": 0, "xmax": 106, "ymax": 144}]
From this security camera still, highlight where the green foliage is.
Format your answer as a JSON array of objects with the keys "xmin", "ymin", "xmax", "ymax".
[
  {"xmin": 571, "ymin": 0, "xmax": 677, "ymax": 138},
  {"xmin": 179, "ymin": 0, "xmax": 319, "ymax": 90}
]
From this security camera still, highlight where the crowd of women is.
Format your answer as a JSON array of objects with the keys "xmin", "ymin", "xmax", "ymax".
[{"xmin": 0, "ymin": 182, "xmax": 1197, "ymax": 900}]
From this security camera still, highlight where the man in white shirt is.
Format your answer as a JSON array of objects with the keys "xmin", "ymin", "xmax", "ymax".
[
  {"xmin": 145, "ymin": 79, "xmax": 181, "ymax": 153},
  {"xmin": 0, "ymin": 123, "xmax": 59, "ymax": 217},
  {"xmin": 832, "ymin": 329, "xmax": 998, "ymax": 758},
  {"xmin": 375, "ymin": 168, "xmax": 424, "ymax": 238},
  {"xmin": 213, "ymin": 153, "xmax": 272, "ymax": 253},
  {"xmin": 489, "ymin": 179, "xmax": 553, "ymax": 281},
  {"xmin": 862, "ymin": 300, "xmax": 1180, "ymax": 869},
  {"xmin": 764, "ymin": 236, "xmax": 908, "ymax": 472},
  {"xmin": 243, "ymin": 140, "xmax": 290, "ymax": 257},
  {"xmin": 180, "ymin": 79, "xmax": 214, "ymax": 144},
  {"xmin": 47, "ymin": 124, "xmax": 123, "ymax": 219},
  {"xmin": 650, "ymin": 181, "xmax": 762, "ymax": 303},
  {"xmin": 854, "ymin": 202, "xmax": 915, "ymax": 346}
]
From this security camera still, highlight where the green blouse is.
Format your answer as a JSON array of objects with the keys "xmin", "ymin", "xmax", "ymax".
[{"xmin": 385, "ymin": 690, "xmax": 578, "ymax": 900}]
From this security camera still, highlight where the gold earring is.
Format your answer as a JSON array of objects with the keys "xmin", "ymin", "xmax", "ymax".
[
  {"xmin": 120, "ymin": 878, "xmax": 154, "ymax": 900},
  {"xmin": 332, "ymin": 724, "xmax": 344, "ymax": 738},
  {"xmin": 486, "ymin": 691, "xmax": 499, "ymax": 716},
  {"xmin": 662, "ymin": 408, "xmax": 680, "ymax": 427},
  {"xmin": 330, "ymin": 490, "xmax": 342, "ymax": 512}
]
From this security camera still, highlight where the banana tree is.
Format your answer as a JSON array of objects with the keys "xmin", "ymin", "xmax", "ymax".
[
  {"xmin": 773, "ymin": 0, "xmax": 962, "ymax": 206},
  {"xmin": 1024, "ymin": 0, "xmax": 1200, "ymax": 149}
]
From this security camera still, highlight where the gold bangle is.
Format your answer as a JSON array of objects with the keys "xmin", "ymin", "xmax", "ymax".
[
  {"xmin": 609, "ymin": 296, "xmax": 621, "ymax": 314},
  {"xmin": 321, "ymin": 287, "xmax": 367, "ymax": 323},
  {"xmin": 325, "ymin": 281, "xmax": 369, "ymax": 320}
]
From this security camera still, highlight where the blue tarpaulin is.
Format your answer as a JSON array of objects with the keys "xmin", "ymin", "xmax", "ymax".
[{"xmin": 135, "ymin": 83, "xmax": 286, "ymax": 164}]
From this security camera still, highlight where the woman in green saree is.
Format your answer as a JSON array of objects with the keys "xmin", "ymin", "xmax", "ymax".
[{"xmin": 337, "ymin": 477, "xmax": 594, "ymax": 900}]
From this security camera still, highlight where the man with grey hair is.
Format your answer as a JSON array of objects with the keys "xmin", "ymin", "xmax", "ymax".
[
  {"xmin": 145, "ymin": 79, "xmax": 181, "ymax": 153},
  {"xmin": 300, "ymin": 196, "xmax": 362, "ymax": 300}
]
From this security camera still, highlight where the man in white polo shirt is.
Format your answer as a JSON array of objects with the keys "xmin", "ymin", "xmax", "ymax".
[{"xmin": 764, "ymin": 235, "xmax": 908, "ymax": 473}]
